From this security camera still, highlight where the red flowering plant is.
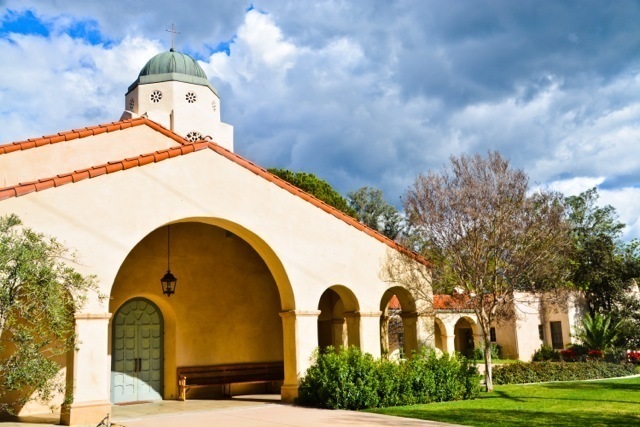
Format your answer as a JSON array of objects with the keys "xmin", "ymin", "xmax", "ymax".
[
  {"xmin": 560, "ymin": 348, "xmax": 576, "ymax": 361},
  {"xmin": 627, "ymin": 351, "xmax": 640, "ymax": 364}
]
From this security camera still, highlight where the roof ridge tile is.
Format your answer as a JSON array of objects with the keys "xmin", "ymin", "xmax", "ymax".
[{"xmin": 0, "ymin": 117, "xmax": 155, "ymax": 156}]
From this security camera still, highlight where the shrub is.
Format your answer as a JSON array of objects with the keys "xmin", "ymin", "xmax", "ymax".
[
  {"xmin": 472, "ymin": 343, "xmax": 501, "ymax": 360},
  {"xmin": 492, "ymin": 361, "xmax": 636, "ymax": 385},
  {"xmin": 297, "ymin": 346, "xmax": 480, "ymax": 410},
  {"xmin": 296, "ymin": 346, "xmax": 379, "ymax": 410},
  {"xmin": 532, "ymin": 345, "xmax": 560, "ymax": 361}
]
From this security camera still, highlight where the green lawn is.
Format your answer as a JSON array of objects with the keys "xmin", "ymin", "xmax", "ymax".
[{"xmin": 367, "ymin": 376, "xmax": 640, "ymax": 427}]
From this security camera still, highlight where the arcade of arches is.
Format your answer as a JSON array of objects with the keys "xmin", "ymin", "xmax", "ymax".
[{"xmin": 107, "ymin": 222, "xmax": 433, "ymax": 403}]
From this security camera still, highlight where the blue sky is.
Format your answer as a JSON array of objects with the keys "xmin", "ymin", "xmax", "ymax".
[{"xmin": 1, "ymin": 1, "xmax": 639, "ymax": 240}]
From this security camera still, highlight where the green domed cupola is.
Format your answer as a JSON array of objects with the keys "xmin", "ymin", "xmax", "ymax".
[
  {"xmin": 139, "ymin": 48, "xmax": 208, "ymax": 79},
  {"xmin": 126, "ymin": 49, "xmax": 217, "ymax": 95}
]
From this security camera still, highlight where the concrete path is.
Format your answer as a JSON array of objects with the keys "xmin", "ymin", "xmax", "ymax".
[{"xmin": 0, "ymin": 396, "xmax": 467, "ymax": 427}]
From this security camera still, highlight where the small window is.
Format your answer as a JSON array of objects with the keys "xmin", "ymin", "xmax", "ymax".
[
  {"xmin": 185, "ymin": 131, "xmax": 203, "ymax": 142},
  {"xmin": 538, "ymin": 324, "xmax": 544, "ymax": 341},
  {"xmin": 550, "ymin": 321, "xmax": 563, "ymax": 349},
  {"xmin": 128, "ymin": 98, "xmax": 134, "ymax": 110},
  {"xmin": 150, "ymin": 90, "xmax": 162, "ymax": 103},
  {"xmin": 186, "ymin": 92, "xmax": 197, "ymax": 103},
  {"xmin": 490, "ymin": 327, "xmax": 497, "ymax": 342},
  {"xmin": 211, "ymin": 100, "xmax": 217, "ymax": 111}
]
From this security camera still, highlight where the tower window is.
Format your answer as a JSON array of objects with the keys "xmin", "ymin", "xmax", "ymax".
[
  {"xmin": 150, "ymin": 90, "xmax": 163, "ymax": 103},
  {"xmin": 186, "ymin": 131, "xmax": 203, "ymax": 142},
  {"xmin": 186, "ymin": 92, "xmax": 197, "ymax": 103},
  {"xmin": 211, "ymin": 100, "xmax": 217, "ymax": 112},
  {"xmin": 128, "ymin": 98, "xmax": 134, "ymax": 110}
]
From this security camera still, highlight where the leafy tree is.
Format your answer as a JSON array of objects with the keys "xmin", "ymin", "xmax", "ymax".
[
  {"xmin": 565, "ymin": 188, "xmax": 636, "ymax": 313},
  {"xmin": 0, "ymin": 214, "xmax": 97, "ymax": 413},
  {"xmin": 347, "ymin": 186, "xmax": 404, "ymax": 240},
  {"xmin": 565, "ymin": 188, "xmax": 640, "ymax": 348},
  {"xmin": 268, "ymin": 168, "xmax": 357, "ymax": 218},
  {"xmin": 575, "ymin": 312, "xmax": 622, "ymax": 352},
  {"xmin": 402, "ymin": 151, "xmax": 572, "ymax": 391}
]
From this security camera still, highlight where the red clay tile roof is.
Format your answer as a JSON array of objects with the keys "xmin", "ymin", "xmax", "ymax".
[
  {"xmin": 433, "ymin": 294, "xmax": 473, "ymax": 311},
  {"xmin": 0, "ymin": 117, "xmax": 187, "ymax": 154},
  {"xmin": 0, "ymin": 118, "xmax": 431, "ymax": 266},
  {"xmin": 388, "ymin": 295, "xmax": 401, "ymax": 309}
]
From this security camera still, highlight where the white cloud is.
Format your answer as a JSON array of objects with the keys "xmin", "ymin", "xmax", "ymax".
[
  {"xmin": 546, "ymin": 177, "xmax": 606, "ymax": 196},
  {"xmin": 0, "ymin": 34, "xmax": 159, "ymax": 143},
  {"xmin": 599, "ymin": 187, "xmax": 640, "ymax": 242},
  {"xmin": 202, "ymin": 9, "xmax": 297, "ymax": 91}
]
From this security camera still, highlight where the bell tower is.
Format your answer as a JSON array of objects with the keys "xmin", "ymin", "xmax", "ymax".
[{"xmin": 121, "ymin": 49, "xmax": 234, "ymax": 151}]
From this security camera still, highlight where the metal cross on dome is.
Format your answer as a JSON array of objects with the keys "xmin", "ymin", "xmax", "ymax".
[{"xmin": 166, "ymin": 23, "xmax": 180, "ymax": 50}]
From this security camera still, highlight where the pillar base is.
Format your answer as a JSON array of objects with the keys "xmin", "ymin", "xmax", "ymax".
[
  {"xmin": 280, "ymin": 384, "xmax": 299, "ymax": 403},
  {"xmin": 60, "ymin": 400, "xmax": 111, "ymax": 426}
]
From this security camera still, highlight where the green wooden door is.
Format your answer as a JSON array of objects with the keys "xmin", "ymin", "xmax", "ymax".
[{"xmin": 111, "ymin": 299, "xmax": 163, "ymax": 403}]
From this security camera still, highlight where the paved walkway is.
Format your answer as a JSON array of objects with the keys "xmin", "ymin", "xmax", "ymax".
[{"xmin": 0, "ymin": 396, "xmax": 466, "ymax": 427}]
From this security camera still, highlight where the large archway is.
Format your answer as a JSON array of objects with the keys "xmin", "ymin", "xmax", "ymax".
[{"xmin": 109, "ymin": 221, "xmax": 286, "ymax": 401}]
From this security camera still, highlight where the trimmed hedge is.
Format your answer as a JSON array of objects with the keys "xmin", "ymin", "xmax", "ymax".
[
  {"xmin": 296, "ymin": 346, "xmax": 479, "ymax": 410},
  {"xmin": 493, "ymin": 361, "xmax": 636, "ymax": 385}
]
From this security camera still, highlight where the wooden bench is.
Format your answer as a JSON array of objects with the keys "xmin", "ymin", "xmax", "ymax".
[{"xmin": 177, "ymin": 361, "xmax": 284, "ymax": 400}]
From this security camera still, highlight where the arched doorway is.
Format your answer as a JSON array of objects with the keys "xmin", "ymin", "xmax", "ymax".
[
  {"xmin": 111, "ymin": 298, "xmax": 163, "ymax": 404},
  {"xmin": 454, "ymin": 317, "xmax": 477, "ymax": 358}
]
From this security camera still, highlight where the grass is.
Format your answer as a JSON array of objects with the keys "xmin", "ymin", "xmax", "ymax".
[{"xmin": 367, "ymin": 376, "xmax": 640, "ymax": 427}]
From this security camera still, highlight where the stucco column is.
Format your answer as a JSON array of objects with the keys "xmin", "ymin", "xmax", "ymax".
[
  {"xmin": 344, "ymin": 311, "xmax": 361, "ymax": 348},
  {"xmin": 332, "ymin": 318, "xmax": 347, "ymax": 348},
  {"xmin": 474, "ymin": 333, "xmax": 484, "ymax": 351},
  {"xmin": 444, "ymin": 335, "xmax": 456, "ymax": 353},
  {"xmin": 279, "ymin": 310, "xmax": 320, "ymax": 403},
  {"xmin": 401, "ymin": 311, "xmax": 435, "ymax": 357},
  {"xmin": 357, "ymin": 311, "xmax": 383, "ymax": 358},
  {"xmin": 417, "ymin": 313, "xmax": 435, "ymax": 348},
  {"xmin": 400, "ymin": 311, "xmax": 418, "ymax": 357},
  {"xmin": 60, "ymin": 313, "xmax": 111, "ymax": 426},
  {"xmin": 380, "ymin": 314, "xmax": 390, "ymax": 357}
]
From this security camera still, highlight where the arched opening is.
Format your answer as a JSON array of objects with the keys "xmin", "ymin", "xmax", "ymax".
[
  {"xmin": 381, "ymin": 296, "xmax": 404, "ymax": 359},
  {"xmin": 380, "ymin": 287, "xmax": 419, "ymax": 358},
  {"xmin": 109, "ymin": 221, "xmax": 285, "ymax": 401},
  {"xmin": 454, "ymin": 317, "xmax": 478, "ymax": 358},
  {"xmin": 317, "ymin": 285, "xmax": 360, "ymax": 350}
]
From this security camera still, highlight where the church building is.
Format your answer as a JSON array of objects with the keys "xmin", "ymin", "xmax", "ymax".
[{"xmin": 0, "ymin": 49, "xmax": 433, "ymax": 425}]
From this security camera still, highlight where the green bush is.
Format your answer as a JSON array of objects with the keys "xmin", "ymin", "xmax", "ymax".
[
  {"xmin": 493, "ymin": 361, "xmax": 636, "ymax": 385},
  {"xmin": 532, "ymin": 345, "xmax": 561, "ymax": 361},
  {"xmin": 297, "ymin": 346, "xmax": 480, "ymax": 410},
  {"xmin": 472, "ymin": 343, "xmax": 501, "ymax": 360}
]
